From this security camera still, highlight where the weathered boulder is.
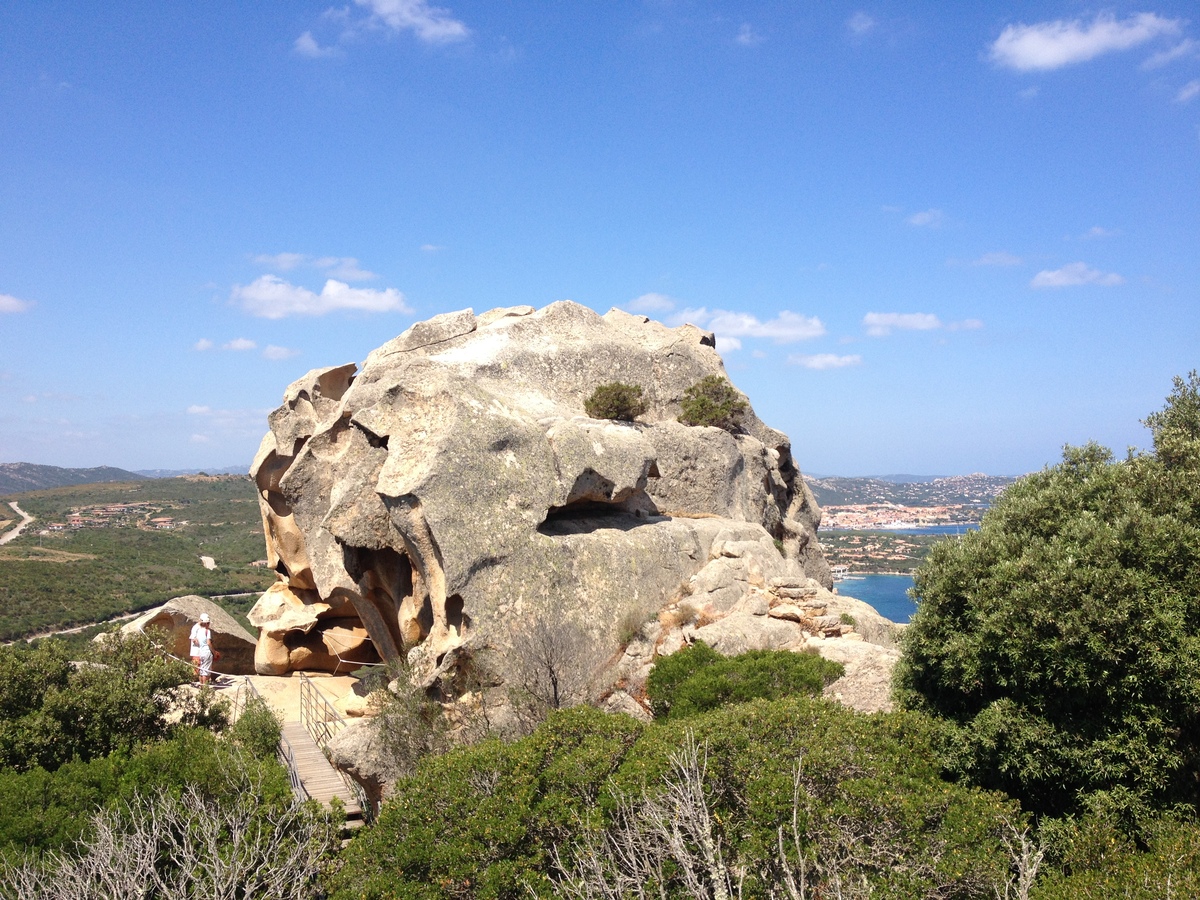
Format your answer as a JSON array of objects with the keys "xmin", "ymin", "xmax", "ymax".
[
  {"xmin": 248, "ymin": 301, "xmax": 828, "ymax": 684},
  {"xmin": 118, "ymin": 595, "xmax": 256, "ymax": 675}
]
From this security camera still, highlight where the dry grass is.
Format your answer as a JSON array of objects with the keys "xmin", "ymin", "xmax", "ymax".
[{"xmin": 0, "ymin": 546, "xmax": 99, "ymax": 563}]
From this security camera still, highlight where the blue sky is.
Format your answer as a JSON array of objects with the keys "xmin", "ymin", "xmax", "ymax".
[{"xmin": 1, "ymin": 2, "xmax": 1197, "ymax": 477}]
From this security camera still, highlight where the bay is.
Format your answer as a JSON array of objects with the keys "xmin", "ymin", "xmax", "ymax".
[{"xmin": 836, "ymin": 573, "xmax": 917, "ymax": 624}]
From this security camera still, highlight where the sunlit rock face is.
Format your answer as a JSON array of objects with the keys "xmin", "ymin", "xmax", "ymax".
[{"xmin": 247, "ymin": 301, "xmax": 829, "ymax": 679}]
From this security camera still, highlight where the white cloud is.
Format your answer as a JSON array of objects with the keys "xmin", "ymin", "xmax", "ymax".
[
  {"xmin": 788, "ymin": 353, "xmax": 863, "ymax": 370},
  {"xmin": 847, "ymin": 12, "xmax": 875, "ymax": 36},
  {"xmin": 906, "ymin": 209, "xmax": 944, "ymax": 228},
  {"xmin": 1177, "ymin": 79, "xmax": 1200, "ymax": 103},
  {"xmin": 716, "ymin": 336, "xmax": 742, "ymax": 354},
  {"xmin": 232, "ymin": 275, "xmax": 411, "ymax": 318},
  {"xmin": 629, "ymin": 292, "xmax": 676, "ymax": 313},
  {"xmin": 677, "ymin": 308, "xmax": 826, "ymax": 343},
  {"xmin": 1018, "ymin": 85, "xmax": 1040, "ymax": 99},
  {"xmin": 1143, "ymin": 37, "xmax": 1199, "ymax": 69},
  {"xmin": 863, "ymin": 312, "xmax": 942, "ymax": 337},
  {"xmin": 193, "ymin": 338, "xmax": 214, "ymax": 351},
  {"xmin": 355, "ymin": 0, "xmax": 470, "ymax": 44},
  {"xmin": 187, "ymin": 405, "xmax": 212, "ymax": 415},
  {"xmin": 1031, "ymin": 262, "xmax": 1124, "ymax": 288},
  {"xmin": 263, "ymin": 345, "xmax": 300, "ymax": 361},
  {"xmin": 735, "ymin": 24, "xmax": 763, "ymax": 47},
  {"xmin": 1082, "ymin": 226, "xmax": 1119, "ymax": 239},
  {"xmin": 253, "ymin": 252, "xmax": 376, "ymax": 282},
  {"xmin": 0, "ymin": 293, "xmax": 31, "ymax": 313},
  {"xmin": 972, "ymin": 251, "xmax": 1022, "ymax": 267},
  {"xmin": 990, "ymin": 13, "xmax": 1180, "ymax": 72},
  {"xmin": 295, "ymin": 31, "xmax": 338, "ymax": 58},
  {"xmin": 223, "ymin": 338, "xmax": 258, "ymax": 351},
  {"xmin": 420, "ymin": 243, "xmax": 445, "ymax": 253},
  {"xmin": 190, "ymin": 434, "xmax": 211, "ymax": 444}
]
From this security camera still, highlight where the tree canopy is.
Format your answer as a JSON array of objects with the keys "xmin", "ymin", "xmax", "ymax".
[{"xmin": 895, "ymin": 373, "xmax": 1200, "ymax": 822}]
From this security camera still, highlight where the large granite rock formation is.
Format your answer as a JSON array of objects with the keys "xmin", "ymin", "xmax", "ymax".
[{"xmin": 247, "ymin": 301, "xmax": 829, "ymax": 683}]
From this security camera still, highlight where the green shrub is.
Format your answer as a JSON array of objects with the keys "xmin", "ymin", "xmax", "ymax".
[
  {"xmin": 646, "ymin": 643, "xmax": 843, "ymax": 720},
  {"xmin": 1032, "ymin": 815, "xmax": 1200, "ymax": 900},
  {"xmin": 644, "ymin": 640, "xmax": 722, "ymax": 718},
  {"xmin": 677, "ymin": 375, "xmax": 748, "ymax": 431},
  {"xmin": 229, "ymin": 696, "xmax": 282, "ymax": 760},
  {"xmin": 332, "ymin": 698, "xmax": 1019, "ymax": 900},
  {"xmin": 583, "ymin": 382, "xmax": 648, "ymax": 422},
  {"xmin": 0, "ymin": 634, "xmax": 191, "ymax": 772},
  {"xmin": 895, "ymin": 374, "xmax": 1200, "ymax": 822}
]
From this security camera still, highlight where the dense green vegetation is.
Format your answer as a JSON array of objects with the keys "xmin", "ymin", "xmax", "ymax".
[
  {"xmin": 0, "ymin": 635, "xmax": 337, "ymax": 898},
  {"xmin": 583, "ymin": 381, "xmax": 647, "ymax": 421},
  {"xmin": 0, "ymin": 477, "xmax": 274, "ymax": 639},
  {"xmin": 645, "ymin": 641, "xmax": 843, "ymax": 719},
  {"xmin": 677, "ymin": 375, "xmax": 747, "ymax": 431},
  {"xmin": 333, "ymin": 701, "xmax": 1019, "ymax": 900},
  {"xmin": 896, "ymin": 375, "xmax": 1200, "ymax": 826}
]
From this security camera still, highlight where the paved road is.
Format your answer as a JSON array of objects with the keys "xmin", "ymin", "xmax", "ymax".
[{"xmin": 0, "ymin": 502, "xmax": 33, "ymax": 546}]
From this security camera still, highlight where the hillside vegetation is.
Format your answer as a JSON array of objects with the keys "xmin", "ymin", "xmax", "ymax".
[{"xmin": 0, "ymin": 477, "xmax": 274, "ymax": 640}]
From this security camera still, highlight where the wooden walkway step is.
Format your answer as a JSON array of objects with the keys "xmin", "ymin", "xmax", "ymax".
[{"xmin": 280, "ymin": 722, "xmax": 363, "ymax": 820}]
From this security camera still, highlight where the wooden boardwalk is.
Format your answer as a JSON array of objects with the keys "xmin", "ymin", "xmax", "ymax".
[{"xmin": 280, "ymin": 721, "xmax": 363, "ymax": 823}]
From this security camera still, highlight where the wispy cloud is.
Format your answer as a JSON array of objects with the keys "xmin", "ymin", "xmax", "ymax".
[
  {"xmin": 946, "ymin": 319, "xmax": 984, "ymax": 332},
  {"xmin": 253, "ymin": 252, "xmax": 376, "ymax": 282},
  {"xmin": 629, "ymin": 292, "xmax": 676, "ymax": 313},
  {"xmin": 1081, "ymin": 226, "xmax": 1119, "ymax": 239},
  {"xmin": 788, "ymin": 353, "xmax": 863, "ymax": 370},
  {"xmin": 863, "ymin": 312, "xmax": 941, "ymax": 337},
  {"xmin": 223, "ymin": 338, "xmax": 258, "ymax": 351},
  {"xmin": 263, "ymin": 345, "xmax": 300, "ymax": 361},
  {"xmin": 1177, "ymin": 79, "xmax": 1200, "ymax": 103},
  {"xmin": 187, "ymin": 405, "xmax": 212, "ymax": 415},
  {"xmin": 1143, "ymin": 37, "xmax": 1199, "ymax": 69},
  {"xmin": 295, "ymin": 31, "xmax": 339, "ymax": 58},
  {"xmin": 676, "ymin": 308, "xmax": 826, "ymax": 344},
  {"xmin": 295, "ymin": 0, "xmax": 469, "ymax": 58},
  {"xmin": 232, "ymin": 275, "xmax": 411, "ymax": 319},
  {"xmin": 906, "ymin": 209, "xmax": 944, "ymax": 228},
  {"xmin": 193, "ymin": 338, "xmax": 214, "ymax": 351},
  {"xmin": 990, "ymin": 13, "xmax": 1180, "ymax": 72},
  {"xmin": 735, "ymin": 24, "xmax": 763, "ymax": 47},
  {"xmin": 1031, "ymin": 262, "xmax": 1124, "ymax": 288},
  {"xmin": 847, "ymin": 12, "xmax": 875, "ymax": 37},
  {"xmin": 972, "ymin": 251, "xmax": 1022, "ymax": 267},
  {"xmin": 420, "ymin": 243, "xmax": 445, "ymax": 253},
  {"xmin": 0, "ymin": 293, "xmax": 32, "ymax": 314},
  {"xmin": 357, "ymin": 0, "xmax": 470, "ymax": 44}
]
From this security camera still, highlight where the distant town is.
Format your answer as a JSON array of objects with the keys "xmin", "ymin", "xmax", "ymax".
[
  {"xmin": 805, "ymin": 473, "xmax": 1020, "ymax": 574},
  {"xmin": 46, "ymin": 501, "xmax": 185, "ymax": 532}
]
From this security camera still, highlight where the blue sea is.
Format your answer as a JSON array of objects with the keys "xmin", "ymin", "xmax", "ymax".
[
  {"xmin": 874, "ymin": 524, "xmax": 976, "ymax": 535},
  {"xmin": 836, "ymin": 574, "xmax": 917, "ymax": 624}
]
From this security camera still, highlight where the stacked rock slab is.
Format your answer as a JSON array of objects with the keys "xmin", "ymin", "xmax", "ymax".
[{"xmin": 247, "ymin": 301, "xmax": 830, "ymax": 681}]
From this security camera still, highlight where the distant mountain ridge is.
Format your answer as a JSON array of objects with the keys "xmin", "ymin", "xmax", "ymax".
[
  {"xmin": 804, "ymin": 473, "xmax": 1018, "ymax": 507},
  {"xmin": 0, "ymin": 462, "xmax": 148, "ymax": 495}
]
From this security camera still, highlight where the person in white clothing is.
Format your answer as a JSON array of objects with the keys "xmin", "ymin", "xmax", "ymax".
[{"xmin": 189, "ymin": 613, "xmax": 214, "ymax": 686}]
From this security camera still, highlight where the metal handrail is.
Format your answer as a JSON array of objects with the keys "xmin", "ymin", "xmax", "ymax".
[{"xmin": 297, "ymin": 673, "xmax": 373, "ymax": 821}]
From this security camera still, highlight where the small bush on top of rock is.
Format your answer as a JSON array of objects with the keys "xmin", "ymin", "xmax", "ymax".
[
  {"xmin": 677, "ymin": 375, "xmax": 747, "ymax": 432},
  {"xmin": 584, "ymin": 382, "xmax": 647, "ymax": 422}
]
